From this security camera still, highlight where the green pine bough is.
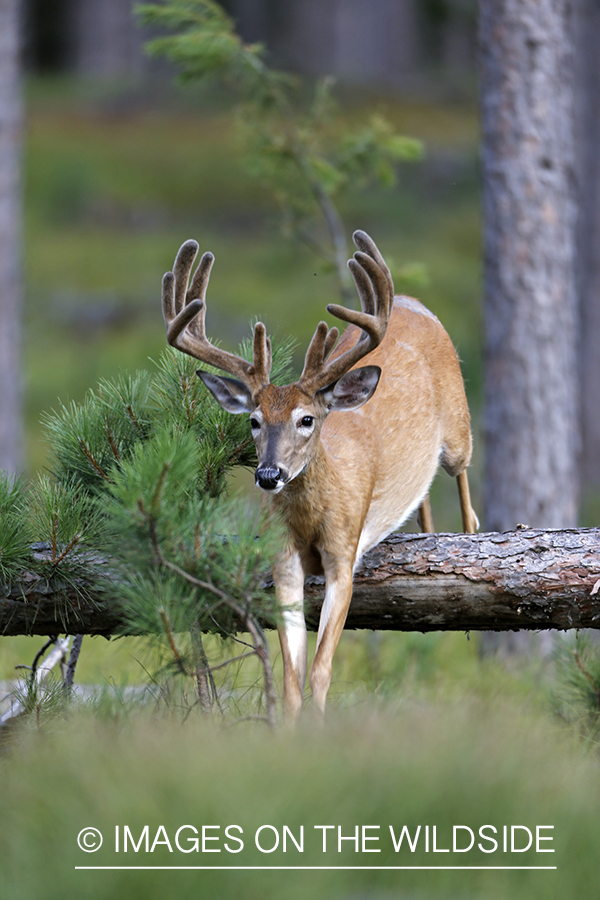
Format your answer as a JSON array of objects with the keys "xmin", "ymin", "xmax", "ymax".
[{"xmin": 1, "ymin": 340, "xmax": 295, "ymax": 724}]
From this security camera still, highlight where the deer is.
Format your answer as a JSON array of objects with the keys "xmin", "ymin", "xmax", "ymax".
[{"xmin": 161, "ymin": 230, "xmax": 478, "ymax": 719}]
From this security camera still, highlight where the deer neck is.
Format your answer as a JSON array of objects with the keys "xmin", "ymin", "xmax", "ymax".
[{"xmin": 272, "ymin": 438, "xmax": 336, "ymax": 541}]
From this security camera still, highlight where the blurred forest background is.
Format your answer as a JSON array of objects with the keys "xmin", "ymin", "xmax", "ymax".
[
  {"xmin": 1, "ymin": 0, "xmax": 599, "ymax": 682},
  {"xmin": 14, "ymin": 0, "xmax": 484, "ymax": 487},
  {"xmin": 0, "ymin": 0, "xmax": 486, "ymax": 683},
  {"xmin": 3, "ymin": 6, "xmax": 600, "ymax": 900}
]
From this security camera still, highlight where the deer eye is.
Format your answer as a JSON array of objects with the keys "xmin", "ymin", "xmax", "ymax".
[
  {"xmin": 298, "ymin": 416, "xmax": 314, "ymax": 429},
  {"xmin": 250, "ymin": 417, "xmax": 261, "ymax": 431}
]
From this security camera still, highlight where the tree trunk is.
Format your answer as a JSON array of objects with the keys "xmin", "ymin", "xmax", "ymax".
[
  {"xmin": 73, "ymin": 0, "xmax": 147, "ymax": 77},
  {"xmin": 268, "ymin": 0, "xmax": 420, "ymax": 90},
  {"xmin": 2, "ymin": 529, "xmax": 600, "ymax": 637},
  {"xmin": 478, "ymin": 0, "xmax": 579, "ymax": 654},
  {"xmin": 0, "ymin": 0, "xmax": 23, "ymax": 475},
  {"xmin": 576, "ymin": 0, "xmax": 600, "ymax": 496},
  {"xmin": 479, "ymin": 0, "xmax": 579, "ymax": 531},
  {"xmin": 333, "ymin": 0, "xmax": 420, "ymax": 89}
]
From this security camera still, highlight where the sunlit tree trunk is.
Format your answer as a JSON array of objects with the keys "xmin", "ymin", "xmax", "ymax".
[
  {"xmin": 0, "ymin": 0, "xmax": 23, "ymax": 475},
  {"xmin": 478, "ymin": 0, "xmax": 579, "ymax": 653}
]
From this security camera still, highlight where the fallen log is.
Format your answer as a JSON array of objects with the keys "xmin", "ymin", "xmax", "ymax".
[{"xmin": 1, "ymin": 528, "xmax": 600, "ymax": 637}]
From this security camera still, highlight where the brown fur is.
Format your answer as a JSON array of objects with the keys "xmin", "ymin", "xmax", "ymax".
[
  {"xmin": 263, "ymin": 299, "xmax": 472, "ymax": 556},
  {"xmin": 252, "ymin": 296, "xmax": 477, "ymax": 719},
  {"xmin": 162, "ymin": 235, "xmax": 477, "ymax": 721},
  {"xmin": 254, "ymin": 384, "xmax": 313, "ymax": 424}
]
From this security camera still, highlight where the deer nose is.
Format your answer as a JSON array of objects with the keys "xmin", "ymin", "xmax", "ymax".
[{"xmin": 255, "ymin": 465, "xmax": 284, "ymax": 491}]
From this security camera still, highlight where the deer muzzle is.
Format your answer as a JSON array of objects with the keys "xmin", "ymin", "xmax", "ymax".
[{"xmin": 255, "ymin": 465, "xmax": 288, "ymax": 492}]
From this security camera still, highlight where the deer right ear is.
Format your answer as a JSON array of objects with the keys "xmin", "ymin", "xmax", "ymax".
[{"xmin": 196, "ymin": 370, "xmax": 255, "ymax": 414}]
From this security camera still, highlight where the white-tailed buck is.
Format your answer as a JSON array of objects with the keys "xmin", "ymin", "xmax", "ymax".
[{"xmin": 162, "ymin": 231, "xmax": 477, "ymax": 718}]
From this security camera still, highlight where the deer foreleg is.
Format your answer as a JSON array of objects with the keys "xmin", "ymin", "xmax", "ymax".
[
  {"xmin": 273, "ymin": 549, "xmax": 307, "ymax": 721},
  {"xmin": 309, "ymin": 556, "xmax": 354, "ymax": 715}
]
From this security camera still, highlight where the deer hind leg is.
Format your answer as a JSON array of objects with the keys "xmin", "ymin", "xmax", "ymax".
[
  {"xmin": 309, "ymin": 556, "xmax": 354, "ymax": 716},
  {"xmin": 439, "ymin": 427, "xmax": 478, "ymax": 535},
  {"xmin": 417, "ymin": 494, "xmax": 434, "ymax": 533},
  {"xmin": 273, "ymin": 549, "xmax": 307, "ymax": 721},
  {"xmin": 456, "ymin": 469, "xmax": 479, "ymax": 534}
]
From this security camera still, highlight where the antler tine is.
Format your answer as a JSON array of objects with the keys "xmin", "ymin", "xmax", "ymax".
[
  {"xmin": 298, "ymin": 232, "xmax": 395, "ymax": 393},
  {"xmin": 186, "ymin": 247, "xmax": 214, "ymax": 303},
  {"xmin": 323, "ymin": 325, "xmax": 340, "ymax": 359},
  {"xmin": 299, "ymin": 321, "xmax": 344, "ymax": 386},
  {"xmin": 347, "ymin": 257, "xmax": 375, "ymax": 316},
  {"xmin": 172, "ymin": 239, "xmax": 200, "ymax": 315},
  {"xmin": 299, "ymin": 322, "xmax": 330, "ymax": 384},
  {"xmin": 183, "ymin": 251, "xmax": 216, "ymax": 343},
  {"xmin": 353, "ymin": 229, "xmax": 395, "ymax": 302},
  {"xmin": 250, "ymin": 322, "xmax": 273, "ymax": 385},
  {"xmin": 162, "ymin": 240, "xmax": 271, "ymax": 393},
  {"xmin": 327, "ymin": 253, "xmax": 392, "ymax": 340}
]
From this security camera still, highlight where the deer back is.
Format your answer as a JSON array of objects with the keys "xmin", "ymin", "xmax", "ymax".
[{"xmin": 289, "ymin": 295, "xmax": 472, "ymax": 561}]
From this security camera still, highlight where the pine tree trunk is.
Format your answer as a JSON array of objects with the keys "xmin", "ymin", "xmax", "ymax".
[
  {"xmin": 478, "ymin": 0, "xmax": 579, "ymax": 654},
  {"xmin": 480, "ymin": 0, "xmax": 579, "ymax": 532},
  {"xmin": 576, "ymin": 0, "xmax": 600, "ymax": 495},
  {"xmin": 0, "ymin": 0, "xmax": 23, "ymax": 475}
]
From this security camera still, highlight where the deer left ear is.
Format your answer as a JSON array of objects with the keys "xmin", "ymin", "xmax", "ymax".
[{"xmin": 319, "ymin": 365, "xmax": 381, "ymax": 411}]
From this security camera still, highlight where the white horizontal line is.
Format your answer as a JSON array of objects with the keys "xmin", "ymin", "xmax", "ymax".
[{"xmin": 75, "ymin": 866, "xmax": 557, "ymax": 871}]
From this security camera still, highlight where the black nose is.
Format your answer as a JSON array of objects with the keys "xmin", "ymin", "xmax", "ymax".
[{"xmin": 255, "ymin": 465, "xmax": 283, "ymax": 491}]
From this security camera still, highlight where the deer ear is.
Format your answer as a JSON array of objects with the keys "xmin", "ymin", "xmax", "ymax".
[
  {"xmin": 197, "ymin": 370, "xmax": 255, "ymax": 414},
  {"xmin": 319, "ymin": 365, "xmax": 381, "ymax": 411}
]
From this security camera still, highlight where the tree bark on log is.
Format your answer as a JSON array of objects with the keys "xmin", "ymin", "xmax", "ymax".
[{"xmin": 2, "ymin": 528, "xmax": 600, "ymax": 637}]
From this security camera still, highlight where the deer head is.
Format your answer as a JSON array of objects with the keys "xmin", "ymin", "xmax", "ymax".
[{"xmin": 162, "ymin": 231, "xmax": 394, "ymax": 493}]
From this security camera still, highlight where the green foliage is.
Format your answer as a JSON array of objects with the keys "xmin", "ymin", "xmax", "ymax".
[
  {"xmin": 137, "ymin": 0, "xmax": 423, "ymax": 298},
  {"xmin": 0, "ymin": 473, "xmax": 110, "ymax": 635},
  {"xmin": 554, "ymin": 632, "xmax": 600, "ymax": 743},
  {"xmin": 138, "ymin": 0, "xmax": 291, "ymax": 99},
  {"xmin": 10, "ymin": 334, "xmax": 294, "ymax": 717},
  {"xmin": 337, "ymin": 113, "xmax": 423, "ymax": 186},
  {"xmin": 6, "ymin": 673, "xmax": 71, "ymax": 733},
  {"xmin": 28, "ymin": 475, "xmax": 106, "ymax": 576},
  {"xmin": 0, "ymin": 474, "xmax": 33, "ymax": 583},
  {"xmin": 102, "ymin": 426, "xmax": 281, "ymax": 636},
  {"xmin": 44, "ymin": 336, "xmax": 295, "ymax": 499},
  {"xmin": 42, "ymin": 373, "xmax": 153, "ymax": 494}
]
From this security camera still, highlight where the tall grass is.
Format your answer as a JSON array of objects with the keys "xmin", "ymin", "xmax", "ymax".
[{"xmin": 0, "ymin": 700, "xmax": 597, "ymax": 899}]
